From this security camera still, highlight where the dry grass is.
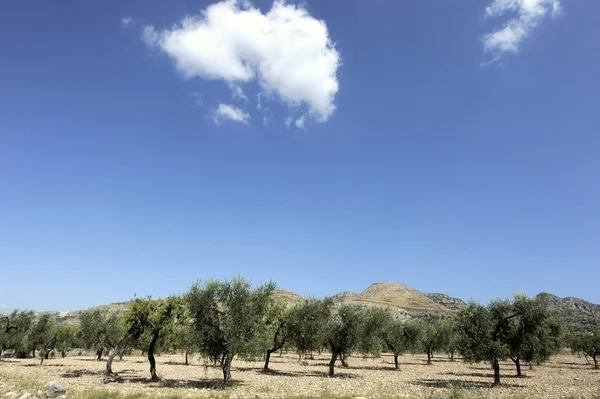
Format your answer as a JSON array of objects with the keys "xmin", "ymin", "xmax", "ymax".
[{"xmin": 1, "ymin": 353, "xmax": 598, "ymax": 399}]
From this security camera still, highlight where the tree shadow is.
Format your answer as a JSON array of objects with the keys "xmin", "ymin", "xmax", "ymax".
[
  {"xmin": 411, "ymin": 379, "xmax": 525, "ymax": 389},
  {"xmin": 61, "ymin": 369, "xmax": 104, "ymax": 378},
  {"xmin": 443, "ymin": 371, "xmax": 531, "ymax": 380},
  {"xmin": 23, "ymin": 363, "xmax": 66, "ymax": 367},
  {"xmin": 103, "ymin": 375, "xmax": 243, "ymax": 389},
  {"xmin": 260, "ymin": 369, "xmax": 329, "ymax": 378},
  {"xmin": 161, "ymin": 378, "xmax": 243, "ymax": 389},
  {"xmin": 543, "ymin": 364, "xmax": 590, "ymax": 370}
]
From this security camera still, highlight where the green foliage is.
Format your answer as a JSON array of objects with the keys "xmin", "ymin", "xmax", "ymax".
[
  {"xmin": 569, "ymin": 328, "xmax": 600, "ymax": 369},
  {"xmin": 357, "ymin": 306, "xmax": 391, "ymax": 357},
  {"xmin": 508, "ymin": 295, "xmax": 563, "ymax": 371},
  {"xmin": 414, "ymin": 318, "xmax": 452, "ymax": 364},
  {"xmin": 0, "ymin": 310, "xmax": 35, "ymax": 357},
  {"xmin": 78, "ymin": 309, "xmax": 126, "ymax": 353},
  {"xmin": 53, "ymin": 324, "xmax": 78, "ymax": 356},
  {"xmin": 456, "ymin": 295, "xmax": 562, "ymax": 384},
  {"xmin": 324, "ymin": 304, "xmax": 376, "ymax": 376},
  {"xmin": 286, "ymin": 298, "xmax": 333, "ymax": 355},
  {"xmin": 185, "ymin": 277, "xmax": 276, "ymax": 383},
  {"xmin": 124, "ymin": 296, "xmax": 184, "ymax": 380}
]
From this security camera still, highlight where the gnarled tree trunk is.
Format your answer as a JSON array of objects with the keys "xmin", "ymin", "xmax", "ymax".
[
  {"xmin": 492, "ymin": 359, "xmax": 501, "ymax": 385},
  {"xmin": 222, "ymin": 352, "xmax": 233, "ymax": 384},
  {"xmin": 511, "ymin": 357, "xmax": 522, "ymax": 376},
  {"xmin": 148, "ymin": 329, "xmax": 160, "ymax": 381},
  {"xmin": 96, "ymin": 348, "xmax": 104, "ymax": 361},
  {"xmin": 106, "ymin": 347, "xmax": 122, "ymax": 375},
  {"xmin": 394, "ymin": 353, "xmax": 400, "ymax": 369},
  {"xmin": 328, "ymin": 350, "xmax": 339, "ymax": 376}
]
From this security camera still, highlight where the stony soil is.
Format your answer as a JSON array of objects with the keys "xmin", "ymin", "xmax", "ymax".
[{"xmin": 1, "ymin": 352, "xmax": 598, "ymax": 398}]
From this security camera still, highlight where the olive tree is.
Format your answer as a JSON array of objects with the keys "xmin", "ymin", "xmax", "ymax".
[
  {"xmin": 26, "ymin": 314, "xmax": 57, "ymax": 365},
  {"xmin": 78, "ymin": 308, "xmax": 129, "ymax": 375},
  {"xmin": 381, "ymin": 316, "xmax": 420, "ymax": 369},
  {"xmin": 185, "ymin": 277, "xmax": 275, "ymax": 384},
  {"xmin": 570, "ymin": 329, "xmax": 600, "ymax": 369},
  {"xmin": 286, "ymin": 298, "xmax": 333, "ymax": 361},
  {"xmin": 263, "ymin": 301, "xmax": 288, "ymax": 372},
  {"xmin": 456, "ymin": 295, "xmax": 561, "ymax": 385},
  {"xmin": 53, "ymin": 324, "xmax": 78, "ymax": 358},
  {"xmin": 124, "ymin": 296, "xmax": 183, "ymax": 381},
  {"xmin": 414, "ymin": 318, "xmax": 453, "ymax": 365},
  {"xmin": 455, "ymin": 299, "xmax": 514, "ymax": 385},
  {"xmin": 77, "ymin": 308, "xmax": 110, "ymax": 360},
  {"xmin": 1, "ymin": 310, "xmax": 35, "ymax": 358},
  {"xmin": 324, "ymin": 304, "xmax": 370, "ymax": 377},
  {"xmin": 507, "ymin": 295, "xmax": 562, "ymax": 376}
]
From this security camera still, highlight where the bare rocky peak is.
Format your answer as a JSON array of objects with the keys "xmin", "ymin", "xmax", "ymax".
[
  {"xmin": 330, "ymin": 291, "xmax": 359, "ymax": 303},
  {"xmin": 424, "ymin": 293, "xmax": 467, "ymax": 311},
  {"xmin": 535, "ymin": 292, "xmax": 600, "ymax": 332}
]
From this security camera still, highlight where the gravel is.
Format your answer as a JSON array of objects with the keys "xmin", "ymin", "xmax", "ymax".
[{"xmin": 1, "ymin": 353, "xmax": 598, "ymax": 398}]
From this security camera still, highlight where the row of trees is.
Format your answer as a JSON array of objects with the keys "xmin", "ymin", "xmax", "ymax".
[{"xmin": 2, "ymin": 278, "xmax": 598, "ymax": 386}]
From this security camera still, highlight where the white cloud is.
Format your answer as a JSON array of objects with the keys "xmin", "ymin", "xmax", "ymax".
[
  {"xmin": 230, "ymin": 84, "xmax": 248, "ymax": 102},
  {"xmin": 294, "ymin": 115, "xmax": 306, "ymax": 129},
  {"xmin": 121, "ymin": 17, "xmax": 133, "ymax": 26},
  {"xmin": 143, "ymin": 0, "xmax": 340, "ymax": 122},
  {"xmin": 482, "ymin": 0, "xmax": 561, "ymax": 59},
  {"xmin": 284, "ymin": 116, "xmax": 292, "ymax": 128},
  {"xmin": 212, "ymin": 103, "xmax": 250, "ymax": 125}
]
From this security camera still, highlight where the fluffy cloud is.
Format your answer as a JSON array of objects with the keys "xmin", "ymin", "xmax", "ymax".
[
  {"xmin": 483, "ymin": 0, "xmax": 560, "ymax": 58},
  {"xmin": 121, "ymin": 17, "xmax": 133, "ymax": 26},
  {"xmin": 143, "ymin": 0, "xmax": 340, "ymax": 123},
  {"xmin": 212, "ymin": 103, "xmax": 250, "ymax": 125}
]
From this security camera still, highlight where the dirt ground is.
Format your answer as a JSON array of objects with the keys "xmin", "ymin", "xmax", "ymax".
[{"xmin": 0, "ymin": 352, "xmax": 598, "ymax": 398}]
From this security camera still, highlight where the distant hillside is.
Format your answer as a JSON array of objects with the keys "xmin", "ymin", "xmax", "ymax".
[
  {"xmin": 332, "ymin": 283, "xmax": 454, "ymax": 319},
  {"xmin": 424, "ymin": 293, "xmax": 466, "ymax": 311},
  {"xmin": 536, "ymin": 293, "xmax": 600, "ymax": 332},
  {"xmin": 21, "ymin": 284, "xmax": 598, "ymax": 331}
]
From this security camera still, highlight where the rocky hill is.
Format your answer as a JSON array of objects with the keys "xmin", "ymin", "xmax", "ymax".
[
  {"xmin": 423, "ymin": 293, "xmax": 466, "ymax": 311},
  {"xmin": 22, "ymin": 283, "xmax": 598, "ymax": 331},
  {"xmin": 535, "ymin": 293, "xmax": 600, "ymax": 332}
]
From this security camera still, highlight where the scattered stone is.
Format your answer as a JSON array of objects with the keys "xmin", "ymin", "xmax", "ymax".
[
  {"xmin": 18, "ymin": 393, "xmax": 32, "ymax": 399},
  {"xmin": 4, "ymin": 393, "xmax": 16, "ymax": 398},
  {"xmin": 42, "ymin": 382, "xmax": 64, "ymax": 398}
]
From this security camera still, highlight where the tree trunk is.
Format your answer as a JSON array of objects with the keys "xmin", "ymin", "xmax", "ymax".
[
  {"xmin": 340, "ymin": 353, "xmax": 348, "ymax": 367},
  {"xmin": 45, "ymin": 351, "xmax": 50, "ymax": 360},
  {"xmin": 394, "ymin": 354, "xmax": 399, "ymax": 370},
  {"xmin": 148, "ymin": 329, "xmax": 160, "ymax": 382},
  {"xmin": 449, "ymin": 351, "xmax": 455, "ymax": 361},
  {"xmin": 511, "ymin": 358, "xmax": 522, "ymax": 377},
  {"xmin": 492, "ymin": 359, "xmax": 501, "ymax": 385},
  {"xmin": 96, "ymin": 348, "xmax": 103, "ymax": 361},
  {"xmin": 593, "ymin": 355, "xmax": 598, "ymax": 369},
  {"xmin": 32, "ymin": 349, "xmax": 36, "ymax": 358},
  {"xmin": 427, "ymin": 349, "xmax": 432, "ymax": 365},
  {"xmin": 222, "ymin": 352, "xmax": 233, "ymax": 384},
  {"xmin": 106, "ymin": 348, "xmax": 120, "ymax": 376},
  {"xmin": 185, "ymin": 350, "xmax": 188, "ymax": 366},
  {"xmin": 39, "ymin": 354, "xmax": 44, "ymax": 365},
  {"xmin": 263, "ymin": 349, "xmax": 274, "ymax": 372},
  {"xmin": 328, "ymin": 351, "xmax": 338, "ymax": 377}
]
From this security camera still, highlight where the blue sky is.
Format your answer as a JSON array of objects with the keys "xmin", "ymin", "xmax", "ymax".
[{"xmin": 1, "ymin": 0, "xmax": 599, "ymax": 312}]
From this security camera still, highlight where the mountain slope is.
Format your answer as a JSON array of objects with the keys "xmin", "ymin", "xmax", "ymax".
[{"xmin": 536, "ymin": 293, "xmax": 600, "ymax": 332}]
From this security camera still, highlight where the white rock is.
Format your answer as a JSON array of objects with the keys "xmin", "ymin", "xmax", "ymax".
[{"xmin": 19, "ymin": 394, "xmax": 32, "ymax": 399}]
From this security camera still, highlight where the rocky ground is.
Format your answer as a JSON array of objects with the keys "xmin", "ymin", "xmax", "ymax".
[{"xmin": 0, "ymin": 352, "xmax": 598, "ymax": 398}]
